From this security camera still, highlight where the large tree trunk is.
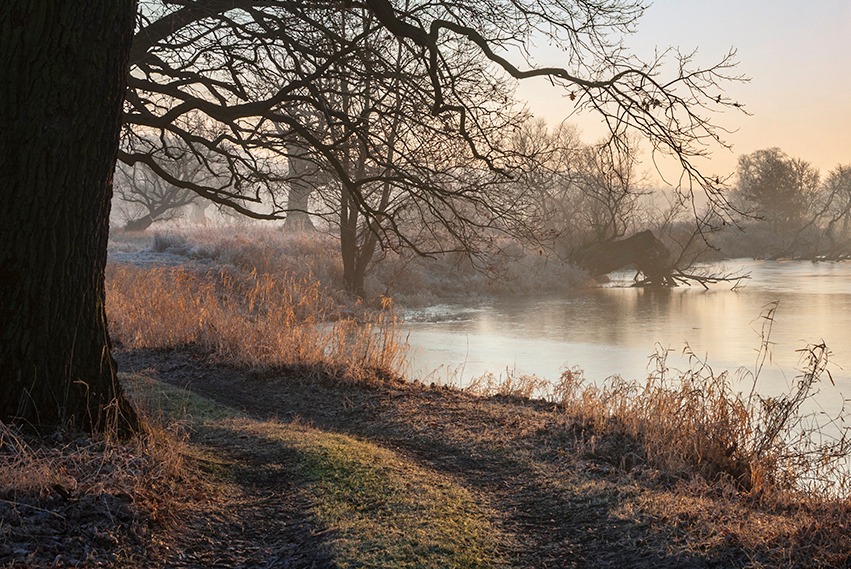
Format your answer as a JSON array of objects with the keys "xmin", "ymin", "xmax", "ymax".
[{"xmin": 0, "ymin": 1, "xmax": 139, "ymax": 434}]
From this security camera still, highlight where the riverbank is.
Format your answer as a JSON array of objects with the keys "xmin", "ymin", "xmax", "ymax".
[
  {"xmin": 4, "ymin": 230, "xmax": 851, "ymax": 567},
  {"xmin": 117, "ymin": 348, "xmax": 851, "ymax": 568},
  {"xmin": 4, "ymin": 347, "xmax": 850, "ymax": 567}
]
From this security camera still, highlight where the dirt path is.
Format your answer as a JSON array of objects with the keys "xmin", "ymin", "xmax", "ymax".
[
  {"xmin": 149, "ymin": 423, "xmax": 335, "ymax": 569},
  {"xmin": 116, "ymin": 349, "xmax": 748, "ymax": 568}
]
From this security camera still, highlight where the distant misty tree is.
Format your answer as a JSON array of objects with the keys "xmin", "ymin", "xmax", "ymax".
[
  {"xmin": 573, "ymin": 136, "xmax": 648, "ymax": 245},
  {"xmin": 732, "ymin": 148, "xmax": 821, "ymax": 258},
  {"xmin": 736, "ymin": 148, "xmax": 820, "ymax": 229},
  {"xmin": 115, "ymin": 161, "xmax": 205, "ymax": 231},
  {"xmin": 511, "ymin": 122, "xmax": 648, "ymax": 259},
  {"xmin": 282, "ymin": 136, "xmax": 323, "ymax": 233},
  {"xmin": 115, "ymin": 132, "xmax": 228, "ymax": 231},
  {"xmin": 818, "ymin": 165, "xmax": 851, "ymax": 253}
]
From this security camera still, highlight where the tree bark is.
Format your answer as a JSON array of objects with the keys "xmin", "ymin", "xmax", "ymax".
[{"xmin": 0, "ymin": 0, "xmax": 139, "ymax": 434}]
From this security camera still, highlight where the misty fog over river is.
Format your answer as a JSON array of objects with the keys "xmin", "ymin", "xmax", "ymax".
[{"xmin": 404, "ymin": 260, "xmax": 851, "ymax": 417}]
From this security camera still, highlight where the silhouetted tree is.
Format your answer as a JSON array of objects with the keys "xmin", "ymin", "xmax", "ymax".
[
  {"xmin": 2, "ymin": 0, "xmax": 742, "ymax": 431},
  {"xmin": 734, "ymin": 148, "xmax": 820, "ymax": 257},
  {"xmin": 123, "ymin": 0, "xmax": 743, "ymax": 254},
  {"xmin": 818, "ymin": 165, "xmax": 851, "ymax": 255},
  {"xmin": 736, "ymin": 148, "xmax": 819, "ymax": 229},
  {"xmin": 1, "ymin": 0, "xmax": 139, "ymax": 433}
]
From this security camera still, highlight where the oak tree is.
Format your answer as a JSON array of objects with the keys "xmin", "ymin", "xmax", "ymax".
[{"xmin": 1, "ymin": 0, "xmax": 140, "ymax": 433}]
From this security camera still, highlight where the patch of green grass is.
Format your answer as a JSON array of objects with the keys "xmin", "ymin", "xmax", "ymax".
[
  {"xmin": 247, "ymin": 421, "xmax": 502, "ymax": 568},
  {"xmin": 124, "ymin": 373, "xmax": 236, "ymax": 425},
  {"xmin": 122, "ymin": 373, "xmax": 502, "ymax": 568}
]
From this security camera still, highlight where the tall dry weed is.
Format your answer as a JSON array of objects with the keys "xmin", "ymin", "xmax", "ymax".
[
  {"xmin": 465, "ymin": 370, "xmax": 550, "ymax": 400},
  {"xmin": 106, "ymin": 264, "xmax": 408, "ymax": 383},
  {"xmin": 543, "ymin": 304, "xmax": 851, "ymax": 498},
  {"xmin": 0, "ymin": 410, "xmax": 193, "ymax": 526},
  {"xmin": 466, "ymin": 303, "xmax": 851, "ymax": 499}
]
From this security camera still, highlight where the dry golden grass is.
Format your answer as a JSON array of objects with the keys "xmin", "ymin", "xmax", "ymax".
[
  {"xmin": 110, "ymin": 225, "xmax": 590, "ymax": 305},
  {"xmin": 0, "ymin": 379, "xmax": 196, "ymax": 525},
  {"xmin": 106, "ymin": 264, "xmax": 408, "ymax": 384},
  {"xmin": 467, "ymin": 340, "xmax": 851, "ymax": 503}
]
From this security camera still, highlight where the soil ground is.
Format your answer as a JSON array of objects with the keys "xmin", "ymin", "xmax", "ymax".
[
  {"xmin": 107, "ymin": 348, "xmax": 760, "ymax": 568},
  {"xmin": 8, "ymin": 344, "xmax": 838, "ymax": 568}
]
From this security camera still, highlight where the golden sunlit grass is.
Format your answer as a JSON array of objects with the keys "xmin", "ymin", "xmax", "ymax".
[{"xmin": 106, "ymin": 264, "xmax": 408, "ymax": 384}]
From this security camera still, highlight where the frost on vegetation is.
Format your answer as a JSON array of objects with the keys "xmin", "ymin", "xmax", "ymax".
[{"xmin": 109, "ymin": 227, "xmax": 590, "ymax": 307}]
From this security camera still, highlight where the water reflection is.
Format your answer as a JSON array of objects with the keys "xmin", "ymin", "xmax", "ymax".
[{"xmin": 404, "ymin": 260, "xmax": 851, "ymax": 417}]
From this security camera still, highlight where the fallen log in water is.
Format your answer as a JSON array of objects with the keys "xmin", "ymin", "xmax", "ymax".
[{"xmin": 574, "ymin": 230, "xmax": 749, "ymax": 288}]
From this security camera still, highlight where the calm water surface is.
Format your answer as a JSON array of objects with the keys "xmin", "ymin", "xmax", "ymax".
[{"xmin": 404, "ymin": 260, "xmax": 851, "ymax": 416}]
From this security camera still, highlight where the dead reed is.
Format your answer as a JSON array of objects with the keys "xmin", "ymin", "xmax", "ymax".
[
  {"xmin": 467, "ymin": 303, "xmax": 851, "ymax": 500},
  {"xmin": 0, "ymin": 383, "xmax": 197, "ymax": 533},
  {"xmin": 106, "ymin": 264, "xmax": 408, "ymax": 384}
]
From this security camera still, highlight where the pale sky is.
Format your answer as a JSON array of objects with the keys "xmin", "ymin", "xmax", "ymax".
[{"xmin": 515, "ymin": 0, "xmax": 851, "ymax": 184}]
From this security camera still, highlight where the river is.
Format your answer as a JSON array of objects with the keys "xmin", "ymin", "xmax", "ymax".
[{"xmin": 403, "ymin": 259, "xmax": 851, "ymax": 417}]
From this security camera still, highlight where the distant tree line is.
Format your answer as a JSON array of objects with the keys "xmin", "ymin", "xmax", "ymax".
[{"xmin": 717, "ymin": 148, "xmax": 851, "ymax": 260}]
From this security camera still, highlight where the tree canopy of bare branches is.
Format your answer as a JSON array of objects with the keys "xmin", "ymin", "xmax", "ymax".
[
  {"xmin": 123, "ymin": 1, "xmax": 744, "ymax": 263},
  {"xmin": 0, "ymin": 0, "xmax": 746, "ymax": 430}
]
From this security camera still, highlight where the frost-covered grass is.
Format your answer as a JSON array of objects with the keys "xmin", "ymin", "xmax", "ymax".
[{"xmin": 109, "ymin": 225, "xmax": 591, "ymax": 307}]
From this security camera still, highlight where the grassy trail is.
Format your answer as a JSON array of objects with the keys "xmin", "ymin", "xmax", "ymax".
[
  {"xmin": 119, "ymin": 349, "xmax": 764, "ymax": 568},
  {"xmin": 125, "ymin": 362, "xmax": 505, "ymax": 568}
]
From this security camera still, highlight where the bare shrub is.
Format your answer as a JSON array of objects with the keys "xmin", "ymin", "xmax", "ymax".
[{"xmin": 151, "ymin": 231, "xmax": 192, "ymax": 255}]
